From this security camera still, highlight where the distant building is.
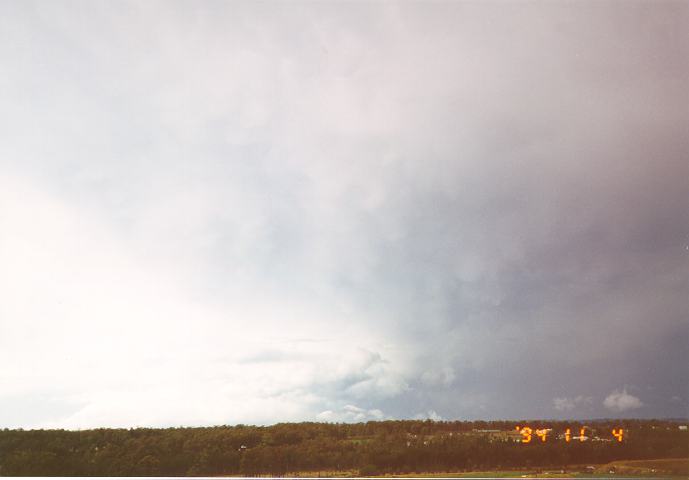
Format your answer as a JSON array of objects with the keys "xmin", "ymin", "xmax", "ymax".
[{"xmin": 679, "ymin": 425, "xmax": 687, "ymax": 430}]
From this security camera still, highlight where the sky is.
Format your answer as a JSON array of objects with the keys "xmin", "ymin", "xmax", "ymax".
[{"xmin": 0, "ymin": 0, "xmax": 688, "ymax": 429}]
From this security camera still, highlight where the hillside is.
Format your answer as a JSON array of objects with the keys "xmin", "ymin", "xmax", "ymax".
[{"xmin": 1, "ymin": 419, "xmax": 687, "ymax": 476}]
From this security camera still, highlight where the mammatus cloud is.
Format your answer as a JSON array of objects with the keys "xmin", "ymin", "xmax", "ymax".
[
  {"xmin": 603, "ymin": 389, "xmax": 644, "ymax": 413},
  {"xmin": 553, "ymin": 396, "xmax": 593, "ymax": 412}
]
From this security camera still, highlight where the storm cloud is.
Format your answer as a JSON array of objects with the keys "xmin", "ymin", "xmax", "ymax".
[{"xmin": 0, "ymin": 0, "xmax": 687, "ymax": 428}]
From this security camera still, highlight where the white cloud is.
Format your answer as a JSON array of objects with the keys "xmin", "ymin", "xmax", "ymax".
[
  {"xmin": 553, "ymin": 395, "xmax": 593, "ymax": 412},
  {"xmin": 603, "ymin": 389, "xmax": 643, "ymax": 413},
  {"xmin": 0, "ymin": 174, "xmax": 404, "ymax": 428},
  {"xmin": 317, "ymin": 405, "xmax": 386, "ymax": 423},
  {"xmin": 413, "ymin": 410, "xmax": 442, "ymax": 421},
  {"xmin": 553, "ymin": 397, "xmax": 575, "ymax": 411}
]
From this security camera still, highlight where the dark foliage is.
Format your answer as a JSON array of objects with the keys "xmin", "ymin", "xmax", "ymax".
[{"xmin": 0, "ymin": 419, "xmax": 686, "ymax": 476}]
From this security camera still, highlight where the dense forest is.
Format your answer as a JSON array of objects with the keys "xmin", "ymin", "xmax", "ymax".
[{"xmin": 1, "ymin": 419, "xmax": 687, "ymax": 476}]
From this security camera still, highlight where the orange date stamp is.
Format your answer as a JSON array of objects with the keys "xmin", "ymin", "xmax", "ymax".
[{"xmin": 515, "ymin": 426, "xmax": 624, "ymax": 443}]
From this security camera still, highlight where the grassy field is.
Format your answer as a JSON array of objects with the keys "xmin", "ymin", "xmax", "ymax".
[
  {"xmin": 592, "ymin": 457, "xmax": 689, "ymax": 476},
  {"xmin": 284, "ymin": 459, "xmax": 689, "ymax": 477},
  {"xmin": 284, "ymin": 471, "xmax": 531, "ymax": 478},
  {"xmin": 377, "ymin": 472, "xmax": 577, "ymax": 478},
  {"xmin": 286, "ymin": 470, "xmax": 572, "ymax": 478}
]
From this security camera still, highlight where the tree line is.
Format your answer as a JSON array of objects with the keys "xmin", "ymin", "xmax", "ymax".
[{"xmin": 0, "ymin": 419, "xmax": 687, "ymax": 476}]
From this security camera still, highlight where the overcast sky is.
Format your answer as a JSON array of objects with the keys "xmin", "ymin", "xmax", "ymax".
[{"xmin": 1, "ymin": 0, "xmax": 688, "ymax": 429}]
